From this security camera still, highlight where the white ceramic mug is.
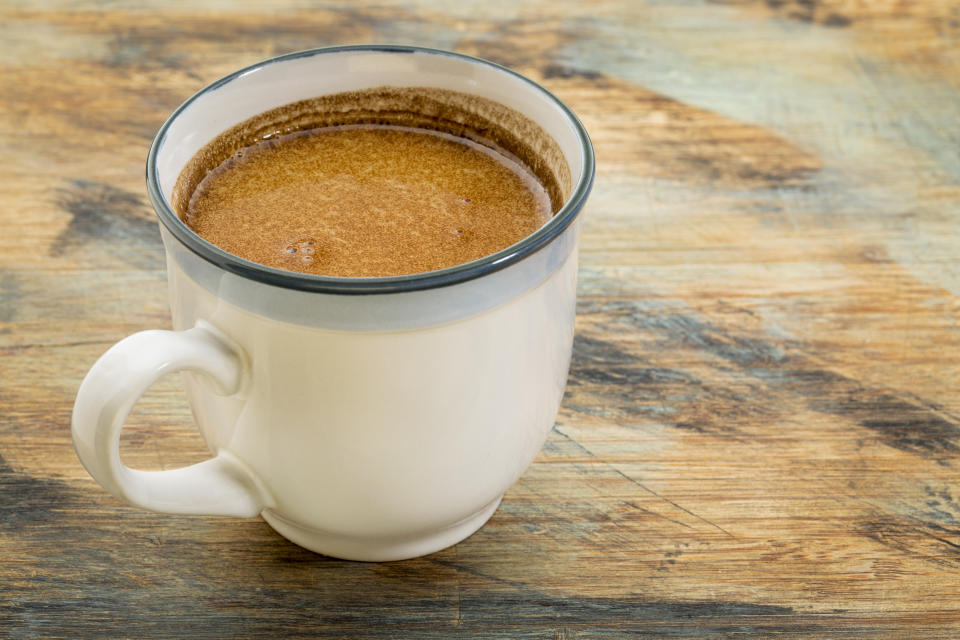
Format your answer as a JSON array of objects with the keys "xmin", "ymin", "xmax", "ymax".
[{"xmin": 72, "ymin": 46, "xmax": 594, "ymax": 561}]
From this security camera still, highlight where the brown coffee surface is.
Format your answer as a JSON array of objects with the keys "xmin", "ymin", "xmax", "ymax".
[{"xmin": 183, "ymin": 124, "xmax": 553, "ymax": 277}]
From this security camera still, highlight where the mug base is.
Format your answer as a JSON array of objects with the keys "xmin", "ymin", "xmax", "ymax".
[{"xmin": 260, "ymin": 494, "xmax": 503, "ymax": 562}]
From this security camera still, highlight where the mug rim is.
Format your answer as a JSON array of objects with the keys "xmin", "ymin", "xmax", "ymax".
[{"xmin": 146, "ymin": 45, "xmax": 595, "ymax": 295}]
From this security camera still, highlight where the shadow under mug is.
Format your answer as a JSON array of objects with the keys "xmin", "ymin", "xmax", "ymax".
[{"xmin": 72, "ymin": 45, "xmax": 594, "ymax": 561}]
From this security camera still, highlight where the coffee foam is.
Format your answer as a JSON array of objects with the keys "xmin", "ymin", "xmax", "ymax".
[
  {"xmin": 172, "ymin": 87, "xmax": 572, "ymax": 278},
  {"xmin": 173, "ymin": 87, "xmax": 571, "ymax": 222},
  {"xmin": 181, "ymin": 124, "xmax": 554, "ymax": 277}
]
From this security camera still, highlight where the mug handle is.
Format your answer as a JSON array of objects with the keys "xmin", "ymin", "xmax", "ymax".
[{"xmin": 71, "ymin": 321, "xmax": 271, "ymax": 517}]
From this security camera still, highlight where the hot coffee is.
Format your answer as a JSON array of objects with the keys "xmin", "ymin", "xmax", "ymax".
[
  {"xmin": 173, "ymin": 87, "xmax": 568, "ymax": 277},
  {"xmin": 74, "ymin": 46, "xmax": 593, "ymax": 562}
]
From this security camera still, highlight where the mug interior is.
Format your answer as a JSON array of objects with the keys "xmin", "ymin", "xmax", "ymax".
[{"xmin": 148, "ymin": 46, "xmax": 594, "ymax": 294}]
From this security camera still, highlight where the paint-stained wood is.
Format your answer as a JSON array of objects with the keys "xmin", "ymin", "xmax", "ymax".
[{"xmin": 2, "ymin": 1, "xmax": 960, "ymax": 637}]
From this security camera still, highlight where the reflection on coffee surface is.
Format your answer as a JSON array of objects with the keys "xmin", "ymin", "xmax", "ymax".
[{"xmin": 173, "ymin": 87, "xmax": 571, "ymax": 278}]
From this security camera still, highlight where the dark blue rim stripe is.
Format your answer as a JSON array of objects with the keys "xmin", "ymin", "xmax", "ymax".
[{"xmin": 146, "ymin": 45, "xmax": 595, "ymax": 295}]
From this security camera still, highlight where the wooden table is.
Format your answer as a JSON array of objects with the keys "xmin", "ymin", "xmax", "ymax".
[{"xmin": 3, "ymin": 1, "xmax": 959, "ymax": 636}]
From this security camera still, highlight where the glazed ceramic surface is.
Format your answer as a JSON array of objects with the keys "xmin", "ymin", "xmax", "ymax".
[{"xmin": 72, "ymin": 46, "xmax": 594, "ymax": 561}]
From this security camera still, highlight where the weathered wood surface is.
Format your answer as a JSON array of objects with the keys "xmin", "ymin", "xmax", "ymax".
[{"xmin": 2, "ymin": 1, "xmax": 960, "ymax": 637}]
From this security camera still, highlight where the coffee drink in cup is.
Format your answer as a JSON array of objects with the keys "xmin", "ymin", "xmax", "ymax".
[
  {"xmin": 72, "ymin": 47, "xmax": 593, "ymax": 562},
  {"xmin": 173, "ymin": 87, "xmax": 568, "ymax": 277}
]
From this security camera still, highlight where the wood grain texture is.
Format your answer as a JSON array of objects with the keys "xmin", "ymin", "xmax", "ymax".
[{"xmin": 2, "ymin": 0, "xmax": 959, "ymax": 637}]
